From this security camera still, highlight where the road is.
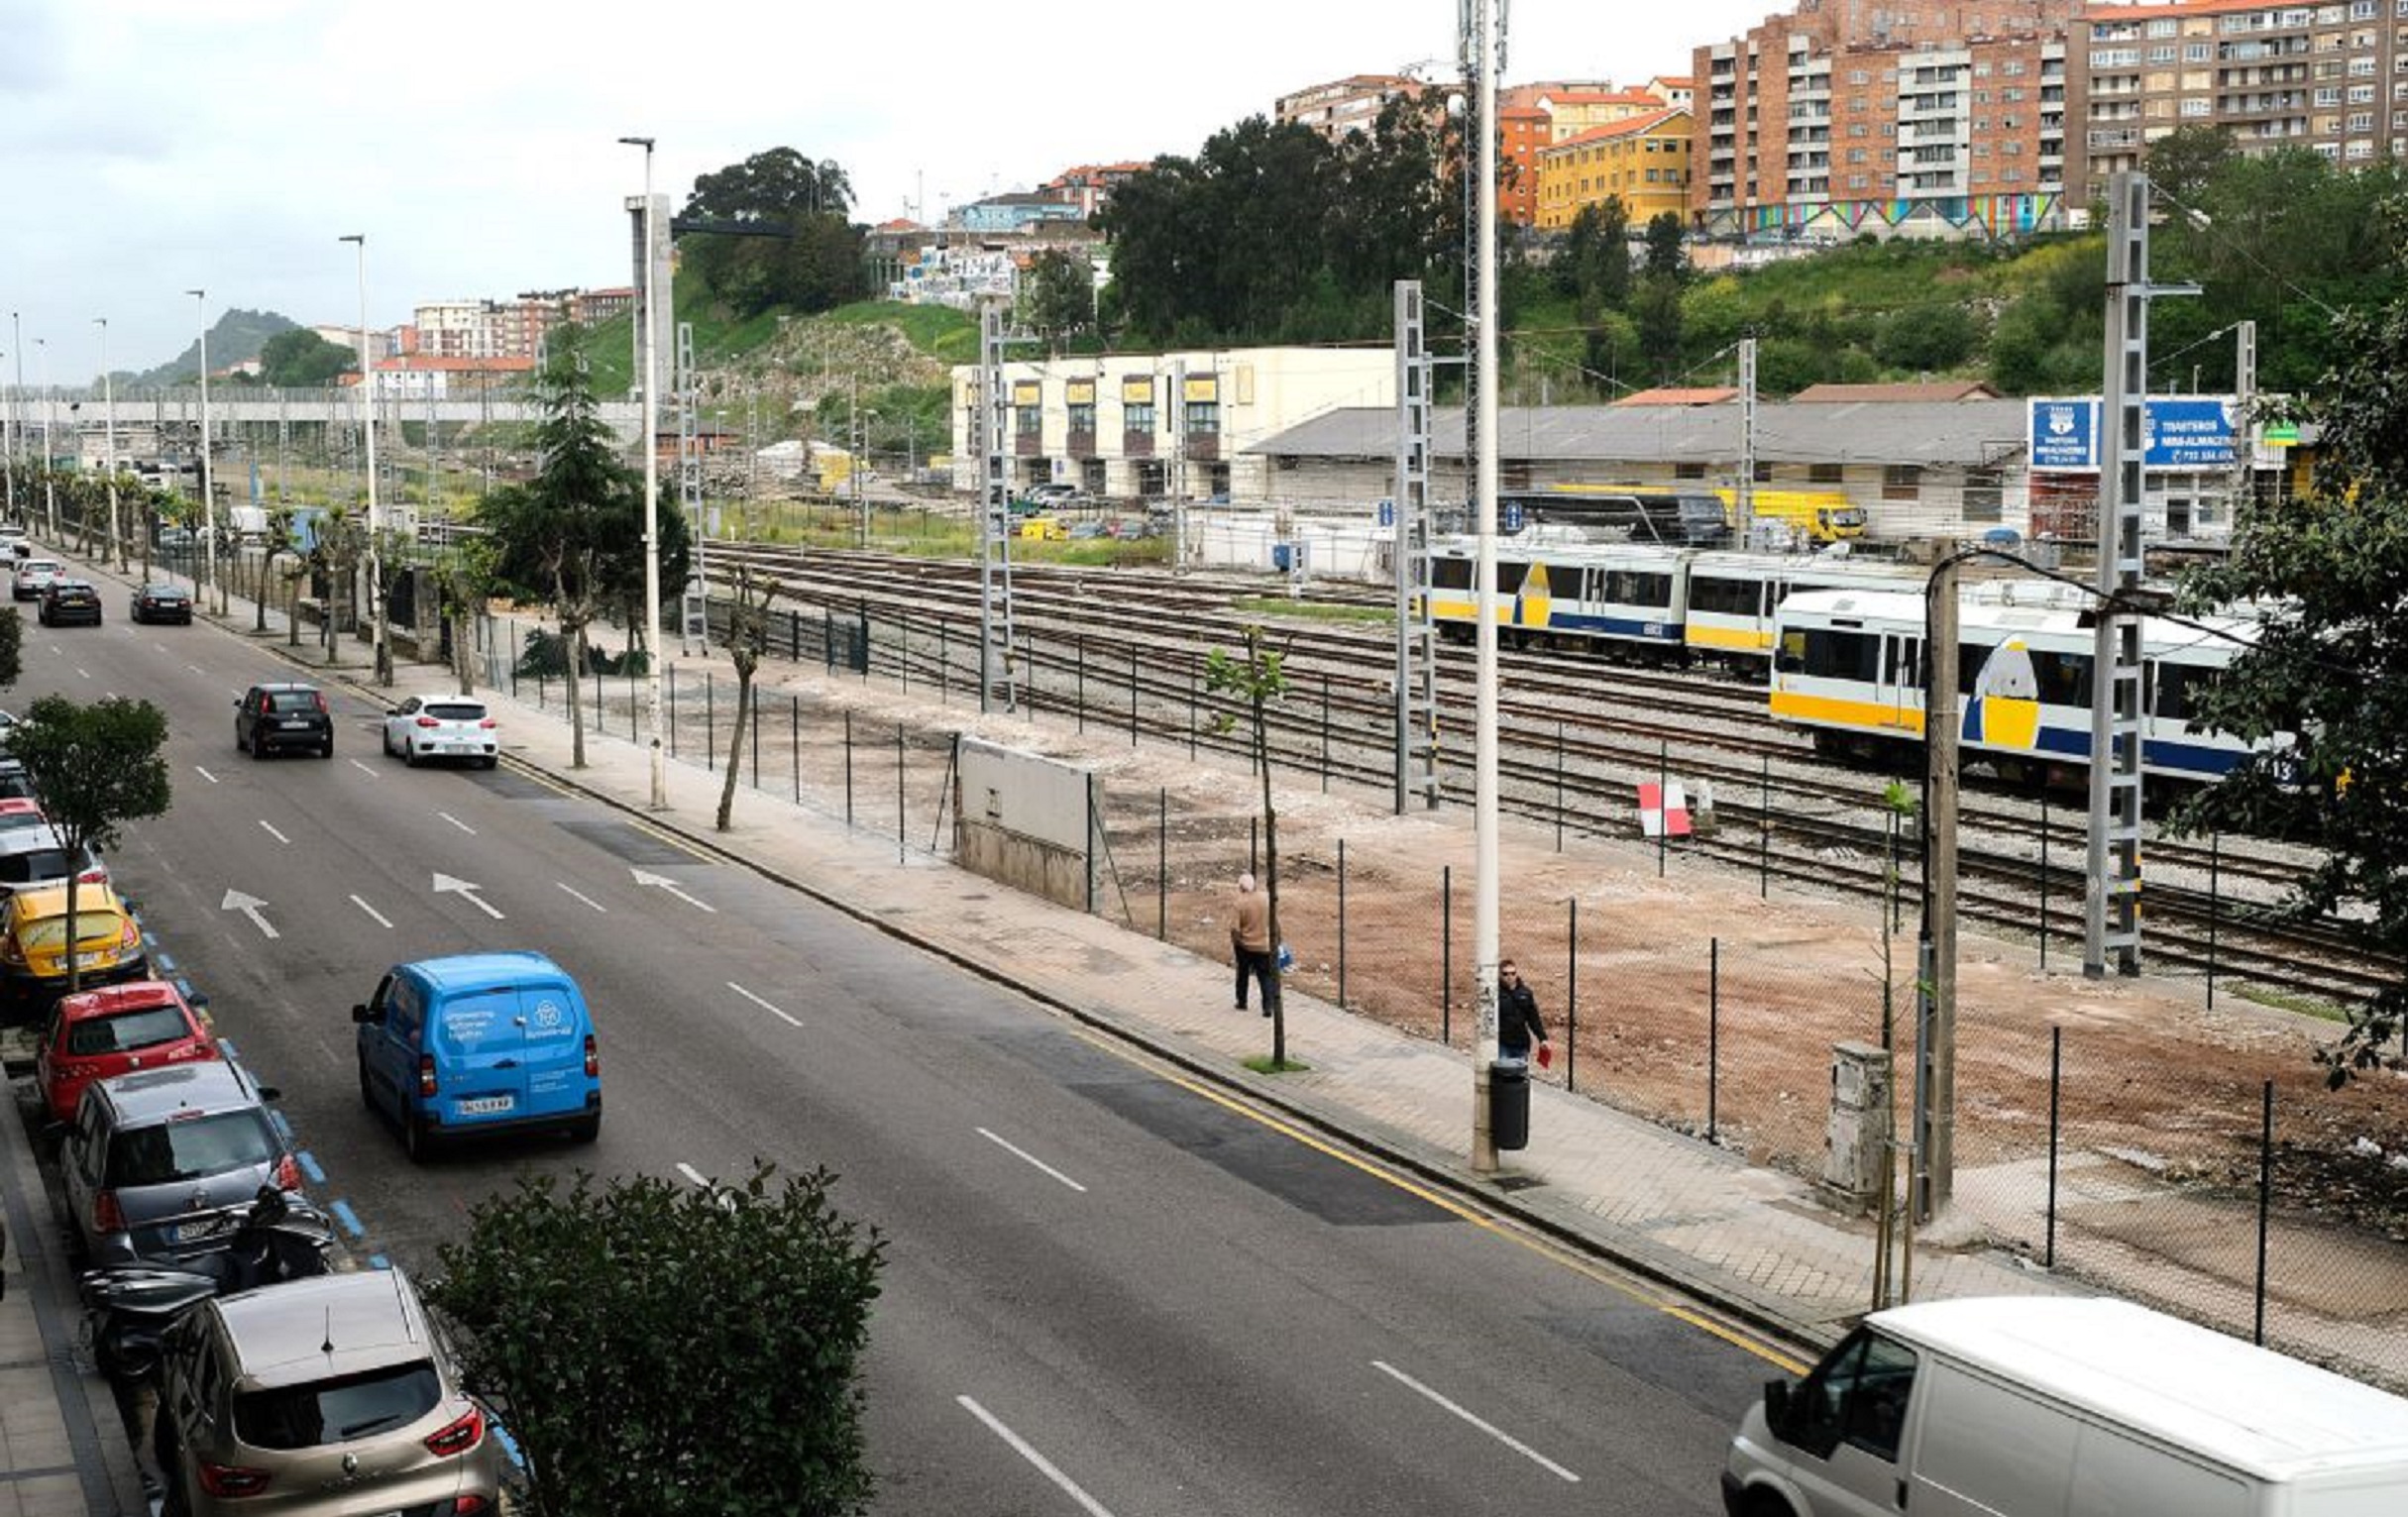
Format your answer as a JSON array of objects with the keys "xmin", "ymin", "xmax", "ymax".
[{"xmin": 30, "ymin": 592, "xmax": 1778, "ymax": 1516}]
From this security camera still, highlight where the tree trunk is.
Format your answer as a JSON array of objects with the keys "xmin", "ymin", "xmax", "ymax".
[
  {"xmin": 453, "ymin": 606, "xmax": 475, "ymax": 696},
  {"xmin": 717, "ymin": 664, "xmax": 752, "ymax": 831},
  {"xmin": 567, "ymin": 620, "xmax": 589, "ymax": 768},
  {"xmin": 1258, "ymin": 690, "xmax": 1283, "ymax": 1067}
]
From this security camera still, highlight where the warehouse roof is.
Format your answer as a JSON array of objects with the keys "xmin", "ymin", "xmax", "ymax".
[{"xmin": 1246, "ymin": 400, "xmax": 2032, "ymax": 468}]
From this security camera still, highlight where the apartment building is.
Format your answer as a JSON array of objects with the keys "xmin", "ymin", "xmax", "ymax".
[
  {"xmin": 1536, "ymin": 109, "xmax": 1697, "ymax": 229},
  {"xmin": 1532, "ymin": 85, "xmax": 1677, "ymax": 141},
  {"xmin": 403, "ymin": 290, "xmax": 633, "ymax": 364},
  {"xmin": 2075, "ymin": 0, "xmax": 2407, "ymax": 199},
  {"xmin": 1043, "ymin": 163, "xmax": 1147, "ymax": 218},
  {"xmin": 1502, "ymin": 105, "xmax": 1551, "ymax": 223},
  {"xmin": 1272, "ymin": 74, "xmax": 1426, "ymax": 142},
  {"xmin": 1694, "ymin": 5, "xmax": 2074, "ymax": 241}
]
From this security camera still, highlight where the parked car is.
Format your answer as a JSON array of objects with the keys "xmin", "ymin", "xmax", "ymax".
[
  {"xmin": 11, "ymin": 558, "xmax": 63, "ymax": 601},
  {"xmin": 155, "ymin": 526, "xmax": 197, "ymax": 551},
  {"xmin": 234, "ymin": 683, "xmax": 334, "ymax": 760},
  {"xmin": 0, "ymin": 822, "xmax": 109, "ymax": 896},
  {"xmin": 36, "ymin": 979, "xmax": 216, "ymax": 1125},
  {"xmin": 382, "ymin": 695, "xmax": 499, "ymax": 769},
  {"xmin": 0, "ymin": 756, "xmax": 34, "ymax": 802},
  {"xmin": 0, "ymin": 881, "xmax": 147, "ymax": 1016},
  {"xmin": 37, "ymin": 579, "xmax": 102, "ymax": 627},
  {"xmin": 59, "ymin": 1059, "xmax": 295, "ymax": 1265},
  {"xmin": 153, "ymin": 1267, "xmax": 506, "ymax": 1515},
  {"xmin": 0, "ymin": 798, "xmax": 45, "ymax": 834},
  {"xmin": 129, "ymin": 583, "xmax": 193, "ymax": 624},
  {"xmin": 355, "ymin": 951, "xmax": 601, "ymax": 1160}
]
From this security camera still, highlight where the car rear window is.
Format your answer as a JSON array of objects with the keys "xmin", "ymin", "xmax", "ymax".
[
  {"xmin": 69, "ymin": 1005, "xmax": 192, "ymax": 1056},
  {"xmin": 426, "ymin": 704, "xmax": 486, "ymax": 720},
  {"xmin": 15, "ymin": 905, "xmax": 122, "ymax": 946},
  {"xmin": 103, "ymin": 1108, "xmax": 276, "ymax": 1187},
  {"xmin": 268, "ymin": 692, "xmax": 323, "ymax": 714},
  {"xmin": 235, "ymin": 1361, "xmax": 442, "ymax": 1450},
  {"xmin": 0, "ymin": 849, "xmax": 74, "ymax": 885}
]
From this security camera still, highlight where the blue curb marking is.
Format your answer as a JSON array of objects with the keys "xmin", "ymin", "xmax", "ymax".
[
  {"xmin": 154, "ymin": 953, "xmax": 175, "ymax": 972},
  {"xmin": 268, "ymin": 1110, "xmax": 292, "ymax": 1140},
  {"xmin": 368, "ymin": 1253, "xmax": 391, "ymax": 1271},
  {"xmin": 329, "ymin": 1200, "xmax": 366, "ymax": 1239},
  {"xmin": 174, "ymin": 978, "xmax": 195, "ymax": 1001},
  {"xmin": 215, "ymin": 1036, "xmax": 237, "ymax": 1058},
  {"xmin": 492, "ymin": 1421, "xmax": 525, "ymax": 1469},
  {"xmin": 296, "ymin": 1151, "xmax": 325, "ymax": 1185}
]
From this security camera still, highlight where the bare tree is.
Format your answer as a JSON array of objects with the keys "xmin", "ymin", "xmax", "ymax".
[{"xmin": 717, "ymin": 564, "xmax": 778, "ymax": 831}]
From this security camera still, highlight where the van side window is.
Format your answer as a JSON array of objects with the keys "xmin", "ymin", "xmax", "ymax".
[{"xmin": 1793, "ymin": 1330, "xmax": 1917, "ymax": 1463}]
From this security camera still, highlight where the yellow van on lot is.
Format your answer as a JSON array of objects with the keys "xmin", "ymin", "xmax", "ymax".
[{"xmin": 1018, "ymin": 516, "xmax": 1068, "ymax": 542}]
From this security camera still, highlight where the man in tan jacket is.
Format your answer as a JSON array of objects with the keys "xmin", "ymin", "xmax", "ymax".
[{"xmin": 1231, "ymin": 872, "xmax": 1276, "ymax": 1016}]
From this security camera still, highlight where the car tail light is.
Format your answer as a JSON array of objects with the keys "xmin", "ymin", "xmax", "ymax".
[
  {"xmin": 423, "ymin": 1403, "xmax": 486, "ymax": 1458},
  {"xmin": 93, "ymin": 1189, "xmax": 126, "ymax": 1235},
  {"xmin": 584, "ymin": 1033, "xmax": 599, "ymax": 1078},
  {"xmin": 479, "ymin": 717, "xmax": 496, "ymax": 729},
  {"xmin": 273, "ymin": 1152, "xmax": 301, "ymax": 1191},
  {"xmin": 419, "ymin": 1053, "xmax": 438, "ymax": 1097},
  {"xmin": 82, "ymin": 868, "xmax": 109, "ymax": 887},
  {"xmin": 447, "ymin": 1497, "xmax": 493, "ymax": 1515},
  {"xmin": 116, "ymin": 917, "xmax": 139, "ymax": 947},
  {"xmin": 197, "ymin": 1462, "xmax": 274, "ymax": 1497},
  {"xmin": 0, "ymin": 937, "xmax": 23, "ymax": 966},
  {"xmin": 416, "ymin": 715, "xmax": 441, "ymax": 727}
]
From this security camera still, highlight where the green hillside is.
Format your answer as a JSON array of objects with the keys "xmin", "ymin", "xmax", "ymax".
[{"xmin": 134, "ymin": 308, "xmax": 300, "ymax": 386}]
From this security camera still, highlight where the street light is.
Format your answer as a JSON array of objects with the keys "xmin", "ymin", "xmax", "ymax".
[
  {"xmin": 339, "ymin": 236, "xmax": 390, "ymax": 685},
  {"xmin": 95, "ymin": 318, "xmax": 121, "ymax": 572},
  {"xmin": 619, "ymin": 134, "xmax": 668, "ymax": 811},
  {"xmin": 6, "ymin": 310, "xmax": 21, "ymax": 523},
  {"xmin": 35, "ymin": 336, "xmax": 55, "ymax": 538},
  {"xmin": 188, "ymin": 289, "xmax": 220, "ymax": 613}
]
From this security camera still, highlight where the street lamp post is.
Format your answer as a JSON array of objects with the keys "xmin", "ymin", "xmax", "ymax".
[
  {"xmin": 7, "ymin": 310, "xmax": 22, "ymax": 523},
  {"xmin": 96, "ymin": 318, "xmax": 121, "ymax": 572},
  {"xmin": 188, "ymin": 290, "xmax": 220, "ymax": 613},
  {"xmin": 1469, "ymin": 0, "xmax": 1503, "ymax": 1173},
  {"xmin": 339, "ymin": 237, "xmax": 390, "ymax": 685},
  {"xmin": 35, "ymin": 337, "xmax": 55, "ymax": 539},
  {"xmin": 619, "ymin": 135, "xmax": 667, "ymax": 812}
]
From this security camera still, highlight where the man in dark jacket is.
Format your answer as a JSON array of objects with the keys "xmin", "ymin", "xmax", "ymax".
[{"xmin": 1497, "ymin": 959, "xmax": 1549, "ymax": 1064}]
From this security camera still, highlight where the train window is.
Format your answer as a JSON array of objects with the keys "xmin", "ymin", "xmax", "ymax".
[
  {"xmin": 1605, "ymin": 571, "xmax": 1672, "ymax": 607},
  {"xmin": 1958, "ymin": 645, "xmax": 1986, "ymax": 697},
  {"xmin": 1499, "ymin": 561, "xmax": 1529, "ymax": 596},
  {"xmin": 1888, "ymin": 637, "xmax": 1920, "ymax": 692},
  {"xmin": 2029, "ymin": 651, "xmax": 2094, "ymax": 707},
  {"xmin": 1432, "ymin": 558, "xmax": 1474, "ymax": 592},
  {"xmin": 1802, "ymin": 628, "xmax": 1881, "ymax": 682},
  {"xmin": 1692, "ymin": 578, "xmax": 1760, "ymax": 616},
  {"xmin": 1776, "ymin": 630, "xmax": 1808, "ymax": 673},
  {"xmin": 2155, "ymin": 661, "xmax": 2220, "ymax": 722}
]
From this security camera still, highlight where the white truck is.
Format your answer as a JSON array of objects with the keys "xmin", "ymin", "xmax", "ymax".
[{"xmin": 1724, "ymin": 1296, "xmax": 2408, "ymax": 1517}]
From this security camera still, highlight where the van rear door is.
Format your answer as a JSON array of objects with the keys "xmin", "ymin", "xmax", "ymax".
[
  {"xmin": 431, "ymin": 986, "xmax": 530, "ymax": 1122},
  {"xmin": 514, "ymin": 981, "xmax": 589, "ymax": 1118}
]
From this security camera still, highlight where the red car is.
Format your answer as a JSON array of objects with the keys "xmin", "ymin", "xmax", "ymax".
[
  {"xmin": 0, "ymin": 797, "xmax": 44, "ymax": 833},
  {"xmin": 35, "ymin": 980, "xmax": 218, "ymax": 1125}
]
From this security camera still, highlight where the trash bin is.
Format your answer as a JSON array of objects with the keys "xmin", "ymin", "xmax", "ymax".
[{"xmin": 1490, "ymin": 1058, "xmax": 1530, "ymax": 1151}]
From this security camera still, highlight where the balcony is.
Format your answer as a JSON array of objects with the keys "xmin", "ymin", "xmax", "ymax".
[
  {"xmin": 1123, "ymin": 431, "xmax": 1154, "ymax": 460},
  {"xmin": 1015, "ymin": 432, "xmax": 1040, "ymax": 458},
  {"xmin": 1186, "ymin": 433, "xmax": 1221, "ymax": 464},
  {"xmin": 1066, "ymin": 429, "xmax": 1097, "ymax": 458}
]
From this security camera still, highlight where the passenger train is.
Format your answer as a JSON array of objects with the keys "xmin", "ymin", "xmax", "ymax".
[
  {"xmin": 1420, "ymin": 535, "xmax": 1923, "ymax": 664},
  {"xmin": 1769, "ymin": 585, "xmax": 2267, "ymax": 786}
]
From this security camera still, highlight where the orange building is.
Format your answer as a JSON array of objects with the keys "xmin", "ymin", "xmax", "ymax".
[
  {"xmin": 1536, "ymin": 108, "xmax": 1694, "ymax": 231},
  {"xmin": 1499, "ymin": 104, "xmax": 1550, "ymax": 225}
]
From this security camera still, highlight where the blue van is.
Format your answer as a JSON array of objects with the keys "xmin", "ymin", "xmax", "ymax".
[{"xmin": 352, "ymin": 952, "xmax": 600, "ymax": 1160}]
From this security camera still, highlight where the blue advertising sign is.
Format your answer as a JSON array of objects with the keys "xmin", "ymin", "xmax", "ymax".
[
  {"xmin": 1376, "ymin": 498, "xmax": 1395, "ymax": 528},
  {"xmin": 1503, "ymin": 499, "xmax": 1524, "ymax": 533},
  {"xmin": 2027, "ymin": 396, "xmax": 2237, "ymax": 472},
  {"xmin": 2027, "ymin": 397, "xmax": 2097, "ymax": 473}
]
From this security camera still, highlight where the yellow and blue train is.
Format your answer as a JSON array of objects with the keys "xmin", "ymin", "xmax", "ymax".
[
  {"xmin": 1419, "ymin": 536, "xmax": 1921, "ymax": 664},
  {"xmin": 1768, "ymin": 585, "xmax": 2266, "ymax": 785}
]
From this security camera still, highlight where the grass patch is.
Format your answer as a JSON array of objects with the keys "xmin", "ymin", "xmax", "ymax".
[
  {"xmin": 1231, "ymin": 596, "xmax": 1393, "ymax": 625},
  {"xmin": 1242, "ymin": 1054, "xmax": 1313, "ymax": 1075},
  {"xmin": 2234, "ymin": 984, "xmax": 2355, "ymax": 1025}
]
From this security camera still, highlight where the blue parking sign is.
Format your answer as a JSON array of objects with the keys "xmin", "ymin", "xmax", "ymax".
[
  {"xmin": 1503, "ymin": 500, "xmax": 1524, "ymax": 532},
  {"xmin": 1376, "ymin": 498, "xmax": 1395, "ymax": 527}
]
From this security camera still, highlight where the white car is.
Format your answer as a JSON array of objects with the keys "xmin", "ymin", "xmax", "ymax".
[
  {"xmin": 11, "ymin": 559, "xmax": 62, "ymax": 601},
  {"xmin": 382, "ymin": 695, "xmax": 499, "ymax": 769}
]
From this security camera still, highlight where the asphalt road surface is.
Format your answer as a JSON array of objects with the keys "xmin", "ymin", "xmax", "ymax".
[{"xmin": 29, "ymin": 597, "xmax": 1783, "ymax": 1516}]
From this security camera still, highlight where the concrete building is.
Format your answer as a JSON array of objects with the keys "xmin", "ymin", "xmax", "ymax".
[
  {"xmin": 952, "ymin": 193, "xmax": 1088, "ymax": 236},
  {"xmin": 947, "ymin": 347, "xmax": 1395, "ymax": 500},
  {"xmin": 1501, "ymin": 105, "xmax": 1551, "ymax": 224},
  {"xmin": 2074, "ymin": 0, "xmax": 2408, "ymax": 200},
  {"xmin": 1273, "ymin": 73, "xmax": 1425, "ymax": 142},
  {"xmin": 1533, "ymin": 85, "xmax": 1677, "ymax": 141},
  {"xmin": 1537, "ymin": 108, "xmax": 1696, "ymax": 229},
  {"xmin": 1042, "ymin": 163, "xmax": 1147, "ymax": 218},
  {"xmin": 1692, "ymin": 1, "xmax": 2079, "ymax": 241}
]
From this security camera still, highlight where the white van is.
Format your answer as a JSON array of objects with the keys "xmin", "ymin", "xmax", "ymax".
[{"xmin": 1724, "ymin": 1296, "xmax": 2408, "ymax": 1517}]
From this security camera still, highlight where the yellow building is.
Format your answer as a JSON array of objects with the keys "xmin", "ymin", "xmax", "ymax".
[{"xmin": 1536, "ymin": 108, "xmax": 1692, "ymax": 231}]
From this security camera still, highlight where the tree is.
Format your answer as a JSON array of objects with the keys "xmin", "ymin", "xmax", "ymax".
[
  {"xmin": 256, "ymin": 329, "xmax": 358, "ymax": 388},
  {"xmin": 2175, "ymin": 227, "xmax": 2408, "ymax": 1082},
  {"xmin": 0, "ymin": 604, "xmax": 20, "ymax": 690},
  {"xmin": 715, "ymin": 565, "xmax": 777, "ymax": 832},
  {"xmin": 1021, "ymin": 250, "xmax": 1097, "ymax": 352},
  {"xmin": 679, "ymin": 149, "xmax": 866, "ymax": 317},
  {"xmin": 2144, "ymin": 124, "xmax": 2241, "ymax": 213},
  {"xmin": 1556, "ymin": 200, "xmax": 1632, "ymax": 320},
  {"xmin": 1633, "ymin": 274, "xmax": 1685, "ymax": 381},
  {"xmin": 1640, "ymin": 211, "xmax": 1688, "ymax": 281},
  {"xmin": 1205, "ymin": 625, "xmax": 1300, "ymax": 1068},
  {"xmin": 10, "ymin": 696, "xmax": 171, "ymax": 993},
  {"xmin": 478, "ymin": 336, "xmax": 642, "ymax": 769},
  {"xmin": 429, "ymin": 1163, "xmax": 883, "ymax": 1517}
]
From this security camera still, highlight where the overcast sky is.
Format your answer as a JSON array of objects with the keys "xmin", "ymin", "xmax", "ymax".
[{"xmin": 0, "ymin": 0, "xmax": 1771, "ymax": 378}]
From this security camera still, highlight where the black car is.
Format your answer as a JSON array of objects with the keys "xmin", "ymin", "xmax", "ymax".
[
  {"xmin": 129, "ymin": 583, "xmax": 192, "ymax": 624},
  {"xmin": 37, "ymin": 580, "xmax": 102, "ymax": 627},
  {"xmin": 235, "ymin": 683, "xmax": 334, "ymax": 760}
]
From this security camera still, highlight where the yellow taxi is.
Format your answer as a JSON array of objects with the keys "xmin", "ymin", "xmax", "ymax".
[{"xmin": 0, "ymin": 883, "xmax": 150, "ymax": 1014}]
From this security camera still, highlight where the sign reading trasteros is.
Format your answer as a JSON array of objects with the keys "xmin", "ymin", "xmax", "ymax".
[{"xmin": 2026, "ymin": 396, "xmax": 2240, "ymax": 473}]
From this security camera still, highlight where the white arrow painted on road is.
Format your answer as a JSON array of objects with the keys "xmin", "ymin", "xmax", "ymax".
[
  {"xmin": 221, "ymin": 889, "xmax": 280, "ymax": 939},
  {"xmin": 630, "ymin": 868, "xmax": 714, "ymax": 913},
  {"xmin": 432, "ymin": 872, "xmax": 506, "ymax": 921}
]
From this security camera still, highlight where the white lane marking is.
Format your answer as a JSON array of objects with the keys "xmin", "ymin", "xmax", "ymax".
[
  {"xmin": 154, "ymin": 643, "xmax": 166, "ymax": 653},
  {"xmin": 630, "ymin": 867, "xmax": 713, "ymax": 912},
  {"xmin": 1369, "ymin": 1360, "xmax": 1582, "ymax": 1483},
  {"xmin": 350, "ymin": 759, "xmax": 379, "ymax": 778},
  {"xmin": 76, "ymin": 668, "xmax": 89, "ymax": 680},
  {"xmin": 976, "ymin": 1128, "xmax": 1089, "ymax": 1194},
  {"xmin": 676, "ymin": 1162, "xmax": 712, "ymax": 1189},
  {"xmin": 556, "ymin": 882, "xmax": 607, "ymax": 914},
  {"xmin": 957, "ymin": 1398, "xmax": 1118, "ymax": 1517},
  {"xmin": 726, "ymin": 982, "xmax": 800, "ymax": 1028},
  {"xmin": 258, "ymin": 820, "xmax": 290, "ymax": 845},
  {"xmin": 351, "ymin": 895, "xmax": 393, "ymax": 929},
  {"xmin": 194, "ymin": 766, "xmax": 219, "ymax": 785},
  {"xmin": 437, "ymin": 812, "xmax": 477, "ymax": 835},
  {"xmin": 431, "ymin": 872, "xmax": 505, "ymax": 921},
  {"xmin": 676, "ymin": 1162, "xmax": 739, "ymax": 1212},
  {"xmin": 221, "ymin": 889, "xmax": 280, "ymax": 940},
  {"xmin": 188, "ymin": 664, "xmax": 207, "ymax": 676}
]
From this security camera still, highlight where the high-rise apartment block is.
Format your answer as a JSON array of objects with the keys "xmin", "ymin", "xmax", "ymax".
[{"xmin": 1273, "ymin": 74, "xmax": 1427, "ymax": 142}]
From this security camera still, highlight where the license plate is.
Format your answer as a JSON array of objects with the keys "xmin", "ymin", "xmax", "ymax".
[
  {"xmin": 172, "ymin": 1217, "xmax": 225, "ymax": 1243},
  {"xmin": 457, "ymin": 1095, "xmax": 513, "ymax": 1115},
  {"xmin": 281, "ymin": 720, "xmax": 313, "ymax": 729},
  {"xmin": 74, "ymin": 951, "xmax": 108, "ymax": 969}
]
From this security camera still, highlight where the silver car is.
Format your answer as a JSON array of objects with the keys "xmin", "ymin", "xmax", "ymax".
[
  {"xmin": 59, "ymin": 1061, "xmax": 297, "ymax": 1266},
  {"xmin": 155, "ymin": 1268, "xmax": 507, "ymax": 1514}
]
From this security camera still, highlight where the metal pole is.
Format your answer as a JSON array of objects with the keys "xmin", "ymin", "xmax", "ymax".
[
  {"xmin": 2255, "ymin": 1078, "xmax": 2273, "ymax": 1346},
  {"xmin": 844, "ymin": 708, "xmax": 854, "ymax": 825},
  {"xmin": 1920, "ymin": 556, "xmax": 1963, "ymax": 1219},
  {"xmin": 1441, "ymin": 863, "xmax": 1453, "ymax": 1044},
  {"xmin": 2046, "ymin": 1025, "xmax": 2062, "ymax": 1268},
  {"xmin": 1565, "ymin": 896, "xmax": 1578, "ymax": 1092},
  {"xmin": 897, "ymin": 724, "xmax": 906, "ymax": 865},
  {"xmin": 1157, "ymin": 787, "xmax": 1168, "ymax": 940},
  {"xmin": 1708, "ymin": 935, "xmax": 1720, "ymax": 1141},
  {"xmin": 1469, "ymin": 0, "xmax": 1504, "ymax": 1175},
  {"xmin": 1321, "ymin": 672, "xmax": 1331, "ymax": 792},
  {"xmin": 1657, "ymin": 739, "xmax": 1669, "ymax": 878},
  {"xmin": 1076, "ymin": 634, "xmax": 1085, "ymax": 733},
  {"xmin": 621, "ymin": 138, "xmax": 668, "ymax": 811},
  {"xmin": 96, "ymin": 318, "xmax": 121, "ymax": 572},
  {"xmin": 1759, "ymin": 755, "xmax": 1771, "ymax": 898},
  {"xmin": 2208, "ymin": 831, "xmax": 2221, "ymax": 1012},
  {"xmin": 190, "ymin": 300, "xmax": 220, "ymax": 612},
  {"xmin": 1337, "ymin": 837, "xmax": 1348, "ymax": 1009},
  {"xmin": 1555, "ymin": 720, "xmax": 1565, "ymax": 851},
  {"xmin": 706, "ymin": 673, "xmax": 714, "ymax": 771},
  {"xmin": 1130, "ymin": 648, "xmax": 1139, "ymax": 747},
  {"xmin": 791, "ymin": 694, "xmax": 800, "ymax": 803},
  {"xmin": 2039, "ymin": 792, "xmax": 2051, "ymax": 972}
]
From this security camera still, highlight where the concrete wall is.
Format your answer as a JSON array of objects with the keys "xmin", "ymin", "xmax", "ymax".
[{"xmin": 952, "ymin": 737, "xmax": 1098, "ymax": 912}]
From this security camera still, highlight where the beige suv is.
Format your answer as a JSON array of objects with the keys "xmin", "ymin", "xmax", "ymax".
[{"xmin": 153, "ymin": 1267, "xmax": 506, "ymax": 1514}]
